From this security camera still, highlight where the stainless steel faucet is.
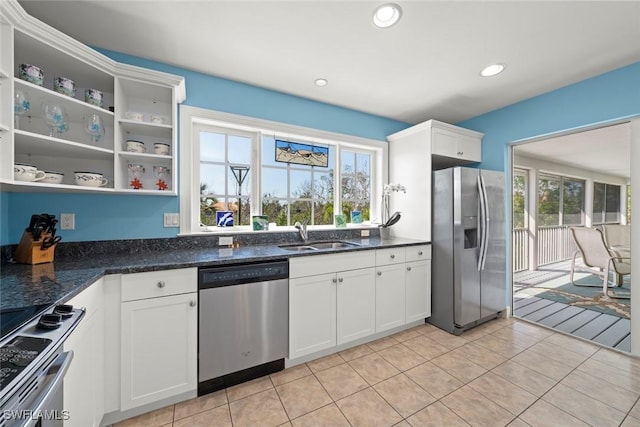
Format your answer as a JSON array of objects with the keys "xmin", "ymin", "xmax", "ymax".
[{"xmin": 294, "ymin": 220, "xmax": 308, "ymax": 242}]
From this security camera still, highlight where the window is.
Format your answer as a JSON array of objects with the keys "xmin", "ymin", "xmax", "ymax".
[
  {"xmin": 180, "ymin": 106, "xmax": 386, "ymax": 233},
  {"xmin": 340, "ymin": 150, "xmax": 371, "ymax": 222},
  {"xmin": 512, "ymin": 168, "xmax": 527, "ymax": 229},
  {"xmin": 199, "ymin": 128, "xmax": 252, "ymax": 226},
  {"xmin": 593, "ymin": 182, "xmax": 621, "ymax": 224},
  {"xmin": 261, "ymin": 135, "xmax": 335, "ymax": 226},
  {"xmin": 537, "ymin": 173, "xmax": 585, "ymax": 227}
]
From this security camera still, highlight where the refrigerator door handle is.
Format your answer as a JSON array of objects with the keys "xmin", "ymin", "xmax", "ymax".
[
  {"xmin": 477, "ymin": 175, "xmax": 487, "ymax": 271},
  {"xmin": 479, "ymin": 175, "xmax": 490, "ymax": 271}
]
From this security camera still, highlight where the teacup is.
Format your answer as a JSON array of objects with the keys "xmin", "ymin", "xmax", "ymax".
[
  {"xmin": 125, "ymin": 111, "xmax": 144, "ymax": 122},
  {"xmin": 74, "ymin": 171, "xmax": 108, "ymax": 187},
  {"xmin": 153, "ymin": 143, "xmax": 170, "ymax": 155},
  {"xmin": 84, "ymin": 88, "xmax": 103, "ymax": 107},
  {"xmin": 54, "ymin": 77, "xmax": 76, "ymax": 97},
  {"xmin": 18, "ymin": 64, "xmax": 44, "ymax": 86},
  {"xmin": 42, "ymin": 171, "xmax": 65, "ymax": 184},
  {"xmin": 125, "ymin": 140, "xmax": 146, "ymax": 153},
  {"xmin": 14, "ymin": 163, "xmax": 45, "ymax": 182},
  {"xmin": 150, "ymin": 115, "xmax": 168, "ymax": 125}
]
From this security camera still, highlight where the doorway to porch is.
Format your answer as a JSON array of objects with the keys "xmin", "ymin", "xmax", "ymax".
[{"xmin": 511, "ymin": 121, "xmax": 632, "ymax": 352}]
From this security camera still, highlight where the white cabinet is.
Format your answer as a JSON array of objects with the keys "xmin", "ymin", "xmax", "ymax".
[
  {"xmin": 120, "ymin": 268, "xmax": 197, "ymax": 411},
  {"xmin": 388, "ymin": 119, "xmax": 482, "ymax": 241},
  {"xmin": 375, "ymin": 263, "xmax": 406, "ymax": 332},
  {"xmin": 63, "ymin": 278, "xmax": 105, "ymax": 427},
  {"xmin": 289, "ymin": 252, "xmax": 375, "ymax": 359},
  {"xmin": 405, "ymin": 245, "xmax": 431, "ymax": 322},
  {"xmin": 432, "ymin": 126, "xmax": 482, "ymax": 164},
  {"xmin": 0, "ymin": 2, "xmax": 185, "ymax": 195}
]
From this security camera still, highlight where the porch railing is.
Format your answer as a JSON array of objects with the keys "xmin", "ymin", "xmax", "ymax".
[
  {"xmin": 537, "ymin": 225, "xmax": 578, "ymax": 266},
  {"xmin": 512, "ymin": 224, "xmax": 579, "ymax": 271},
  {"xmin": 512, "ymin": 227, "xmax": 529, "ymax": 272}
]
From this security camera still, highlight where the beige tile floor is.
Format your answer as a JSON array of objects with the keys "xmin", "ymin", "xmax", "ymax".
[{"xmin": 114, "ymin": 318, "xmax": 640, "ymax": 427}]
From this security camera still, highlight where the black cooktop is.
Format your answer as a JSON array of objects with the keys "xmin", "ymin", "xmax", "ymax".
[{"xmin": 0, "ymin": 304, "xmax": 51, "ymax": 340}]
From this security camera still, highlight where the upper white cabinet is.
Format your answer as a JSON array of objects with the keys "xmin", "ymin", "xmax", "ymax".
[
  {"xmin": 387, "ymin": 119, "xmax": 483, "ymax": 241},
  {"xmin": 0, "ymin": 1, "xmax": 185, "ymax": 195}
]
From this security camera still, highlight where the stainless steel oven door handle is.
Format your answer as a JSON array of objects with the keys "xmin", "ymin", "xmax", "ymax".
[{"xmin": 22, "ymin": 350, "xmax": 74, "ymax": 427}]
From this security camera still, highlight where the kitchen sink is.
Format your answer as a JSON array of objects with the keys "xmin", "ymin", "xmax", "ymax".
[{"xmin": 278, "ymin": 240, "xmax": 361, "ymax": 251}]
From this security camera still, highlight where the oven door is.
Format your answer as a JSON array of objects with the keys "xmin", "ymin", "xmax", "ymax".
[{"xmin": 4, "ymin": 350, "xmax": 73, "ymax": 427}]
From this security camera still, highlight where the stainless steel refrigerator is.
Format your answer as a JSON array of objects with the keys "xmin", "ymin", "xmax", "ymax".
[{"xmin": 429, "ymin": 166, "xmax": 506, "ymax": 335}]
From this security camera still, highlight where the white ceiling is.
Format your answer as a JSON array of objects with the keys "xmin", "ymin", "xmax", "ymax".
[
  {"xmin": 514, "ymin": 122, "xmax": 631, "ymax": 179},
  {"xmin": 17, "ymin": 1, "xmax": 640, "ymax": 125}
]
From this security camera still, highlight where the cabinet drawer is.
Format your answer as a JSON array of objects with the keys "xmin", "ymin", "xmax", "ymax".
[
  {"xmin": 121, "ymin": 268, "xmax": 197, "ymax": 302},
  {"xmin": 290, "ymin": 251, "xmax": 375, "ymax": 278},
  {"xmin": 405, "ymin": 245, "xmax": 431, "ymax": 262},
  {"xmin": 375, "ymin": 247, "xmax": 406, "ymax": 266}
]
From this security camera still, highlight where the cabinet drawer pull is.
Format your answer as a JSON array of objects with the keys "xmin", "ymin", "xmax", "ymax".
[
  {"xmin": 418, "ymin": 251, "xmax": 423, "ymax": 256},
  {"xmin": 377, "ymin": 271, "xmax": 382, "ymax": 276},
  {"xmin": 189, "ymin": 300, "xmax": 197, "ymax": 307},
  {"xmin": 407, "ymin": 266, "xmax": 412, "ymax": 271},
  {"xmin": 390, "ymin": 254, "xmax": 395, "ymax": 259},
  {"xmin": 157, "ymin": 281, "xmax": 166, "ymax": 288},
  {"xmin": 457, "ymin": 151, "xmax": 464, "ymax": 156},
  {"xmin": 338, "ymin": 277, "xmax": 344, "ymax": 283}
]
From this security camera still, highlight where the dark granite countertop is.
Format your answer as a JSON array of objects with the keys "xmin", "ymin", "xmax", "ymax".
[{"xmin": 0, "ymin": 236, "xmax": 428, "ymax": 312}]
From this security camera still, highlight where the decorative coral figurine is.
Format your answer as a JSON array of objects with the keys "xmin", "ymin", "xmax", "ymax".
[
  {"xmin": 156, "ymin": 179, "xmax": 168, "ymax": 191},
  {"xmin": 130, "ymin": 178, "xmax": 143, "ymax": 189}
]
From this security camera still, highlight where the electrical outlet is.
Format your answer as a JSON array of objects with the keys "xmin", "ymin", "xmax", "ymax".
[
  {"xmin": 219, "ymin": 236, "xmax": 233, "ymax": 246},
  {"xmin": 60, "ymin": 213, "xmax": 75, "ymax": 230},
  {"xmin": 163, "ymin": 213, "xmax": 180, "ymax": 228},
  {"xmin": 361, "ymin": 229, "xmax": 370, "ymax": 237}
]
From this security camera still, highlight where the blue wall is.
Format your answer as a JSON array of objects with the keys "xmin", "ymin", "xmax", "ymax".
[
  {"xmin": 1, "ymin": 50, "xmax": 409, "ymax": 245},
  {"xmin": 458, "ymin": 61, "xmax": 640, "ymax": 172}
]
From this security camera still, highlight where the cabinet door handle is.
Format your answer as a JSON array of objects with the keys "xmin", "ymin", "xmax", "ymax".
[
  {"xmin": 390, "ymin": 254, "xmax": 395, "ymax": 259},
  {"xmin": 157, "ymin": 281, "xmax": 166, "ymax": 288},
  {"xmin": 418, "ymin": 251, "xmax": 423, "ymax": 256},
  {"xmin": 377, "ymin": 271, "xmax": 382, "ymax": 276},
  {"xmin": 338, "ymin": 277, "xmax": 344, "ymax": 283},
  {"xmin": 332, "ymin": 278, "xmax": 337, "ymax": 283},
  {"xmin": 189, "ymin": 300, "xmax": 197, "ymax": 307},
  {"xmin": 457, "ymin": 151, "xmax": 464, "ymax": 156},
  {"xmin": 407, "ymin": 266, "xmax": 412, "ymax": 271}
]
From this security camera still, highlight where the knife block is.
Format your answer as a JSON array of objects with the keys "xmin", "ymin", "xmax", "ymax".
[{"xmin": 15, "ymin": 231, "xmax": 56, "ymax": 265}]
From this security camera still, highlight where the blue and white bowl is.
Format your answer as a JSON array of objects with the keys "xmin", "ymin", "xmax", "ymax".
[
  {"xmin": 18, "ymin": 64, "xmax": 44, "ymax": 86},
  {"xmin": 54, "ymin": 77, "xmax": 76, "ymax": 97}
]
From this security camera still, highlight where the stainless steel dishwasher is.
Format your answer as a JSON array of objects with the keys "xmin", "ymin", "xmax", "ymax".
[{"xmin": 198, "ymin": 260, "xmax": 288, "ymax": 395}]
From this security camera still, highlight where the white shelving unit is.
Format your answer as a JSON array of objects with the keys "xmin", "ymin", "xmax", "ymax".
[{"xmin": 0, "ymin": 0, "xmax": 185, "ymax": 195}]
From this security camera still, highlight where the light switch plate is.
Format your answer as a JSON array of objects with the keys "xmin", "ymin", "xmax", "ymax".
[
  {"xmin": 60, "ymin": 213, "xmax": 75, "ymax": 230},
  {"xmin": 219, "ymin": 236, "xmax": 233, "ymax": 246},
  {"xmin": 163, "ymin": 213, "xmax": 180, "ymax": 228},
  {"xmin": 361, "ymin": 229, "xmax": 370, "ymax": 237}
]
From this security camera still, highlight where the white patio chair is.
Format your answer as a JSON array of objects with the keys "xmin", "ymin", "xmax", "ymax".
[
  {"xmin": 602, "ymin": 224, "xmax": 631, "ymax": 255},
  {"xmin": 569, "ymin": 227, "xmax": 630, "ymax": 299}
]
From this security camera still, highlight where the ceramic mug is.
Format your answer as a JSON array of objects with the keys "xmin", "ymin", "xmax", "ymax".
[
  {"xmin": 126, "ymin": 140, "xmax": 146, "ymax": 153},
  {"xmin": 74, "ymin": 171, "xmax": 108, "ymax": 187},
  {"xmin": 14, "ymin": 163, "xmax": 46, "ymax": 182},
  {"xmin": 54, "ymin": 77, "xmax": 76, "ymax": 97},
  {"xmin": 153, "ymin": 143, "xmax": 170, "ymax": 155},
  {"xmin": 42, "ymin": 171, "xmax": 65, "ymax": 184},
  {"xmin": 84, "ymin": 88, "xmax": 103, "ymax": 107},
  {"xmin": 18, "ymin": 64, "xmax": 44, "ymax": 86}
]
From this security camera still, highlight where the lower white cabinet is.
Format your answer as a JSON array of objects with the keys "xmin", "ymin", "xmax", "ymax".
[
  {"xmin": 289, "ymin": 252, "xmax": 376, "ymax": 359},
  {"xmin": 64, "ymin": 279, "xmax": 105, "ymax": 427},
  {"xmin": 405, "ymin": 260, "xmax": 431, "ymax": 322},
  {"xmin": 375, "ymin": 263, "xmax": 406, "ymax": 332},
  {"xmin": 120, "ymin": 268, "xmax": 197, "ymax": 411}
]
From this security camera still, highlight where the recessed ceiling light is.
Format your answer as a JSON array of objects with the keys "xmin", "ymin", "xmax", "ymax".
[
  {"xmin": 373, "ymin": 3, "xmax": 402, "ymax": 28},
  {"xmin": 314, "ymin": 78, "xmax": 328, "ymax": 87},
  {"xmin": 480, "ymin": 63, "xmax": 506, "ymax": 77}
]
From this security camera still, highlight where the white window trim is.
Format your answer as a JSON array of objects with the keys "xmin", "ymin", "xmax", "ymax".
[{"xmin": 179, "ymin": 105, "xmax": 388, "ymax": 235}]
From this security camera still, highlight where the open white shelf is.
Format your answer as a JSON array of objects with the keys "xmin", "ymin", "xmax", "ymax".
[{"xmin": 15, "ymin": 130, "xmax": 114, "ymax": 160}]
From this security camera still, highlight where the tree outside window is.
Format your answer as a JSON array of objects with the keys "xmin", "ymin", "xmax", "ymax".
[{"xmin": 512, "ymin": 169, "xmax": 527, "ymax": 228}]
